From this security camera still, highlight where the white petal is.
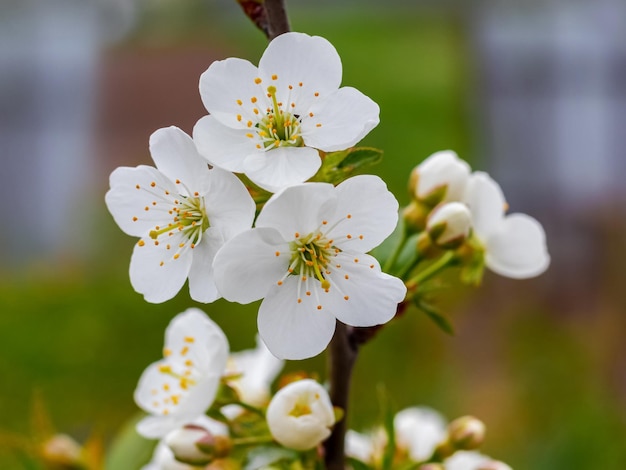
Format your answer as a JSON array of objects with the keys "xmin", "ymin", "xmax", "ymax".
[
  {"xmin": 258, "ymin": 275, "xmax": 337, "ymax": 360},
  {"xmin": 136, "ymin": 414, "xmax": 188, "ymax": 440},
  {"xmin": 164, "ymin": 308, "xmax": 229, "ymax": 377},
  {"xmin": 243, "ymin": 146, "xmax": 322, "ymax": 192},
  {"xmin": 255, "ymin": 182, "xmax": 336, "ymax": 240},
  {"xmin": 199, "ymin": 57, "xmax": 268, "ymax": 129},
  {"xmin": 129, "ymin": 237, "xmax": 192, "ymax": 303},
  {"xmin": 326, "ymin": 252, "xmax": 406, "ymax": 327},
  {"xmin": 463, "ymin": 171, "xmax": 506, "ymax": 238},
  {"xmin": 394, "ymin": 407, "xmax": 447, "ymax": 461},
  {"xmin": 485, "ymin": 213, "xmax": 550, "ymax": 279},
  {"xmin": 259, "ymin": 32, "xmax": 342, "ymax": 112},
  {"xmin": 105, "ymin": 166, "xmax": 177, "ymax": 237},
  {"xmin": 149, "ymin": 127, "xmax": 211, "ymax": 194},
  {"xmin": 326, "ymin": 175, "xmax": 399, "ymax": 252},
  {"xmin": 193, "ymin": 115, "xmax": 258, "ymax": 173},
  {"xmin": 300, "ymin": 87, "xmax": 379, "ymax": 152},
  {"xmin": 415, "ymin": 150, "xmax": 471, "ymax": 202},
  {"xmin": 213, "ymin": 228, "xmax": 290, "ymax": 304},
  {"xmin": 187, "ymin": 233, "xmax": 221, "ymax": 303},
  {"xmin": 204, "ymin": 166, "xmax": 255, "ymax": 237},
  {"xmin": 445, "ymin": 451, "xmax": 494, "ymax": 470}
]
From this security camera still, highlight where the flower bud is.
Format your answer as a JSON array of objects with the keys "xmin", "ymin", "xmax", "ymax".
[
  {"xmin": 266, "ymin": 379, "xmax": 335, "ymax": 451},
  {"xmin": 477, "ymin": 461, "xmax": 513, "ymax": 470},
  {"xmin": 411, "ymin": 151, "xmax": 471, "ymax": 206},
  {"xmin": 426, "ymin": 202, "xmax": 472, "ymax": 249},
  {"xmin": 165, "ymin": 425, "xmax": 230, "ymax": 465},
  {"xmin": 419, "ymin": 464, "xmax": 445, "ymax": 470},
  {"xmin": 41, "ymin": 434, "xmax": 83, "ymax": 468},
  {"xmin": 447, "ymin": 416, "xmax": 485, "ymax": 451}
]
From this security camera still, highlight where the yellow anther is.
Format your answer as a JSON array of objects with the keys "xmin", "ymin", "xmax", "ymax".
[
  {"xmin": 271, "ymin": 74, "xmax": 278, "ymax": 80},
  {"xmin": 184, "ymin": 336, "xmax": 195, "ymax": 343},
  {"xmin": 163, "ymin": 348, "xmax": 172, "ymax": 357},
  {"xmin": 254, "ymin": 77, "xmax": 262, "ymax": 84},
  {"xmin": 158, "ymin": 365, "xmax": 172, "ymax": 373},
  {"xmin": 236, "ymin": 99, "xmax": 243, "ymax": 105},
  {"xmin": 138, "ymin": 240, "xmax": 145, "ymax": 247},
  {"xmin": 251, "ymin": 97, "xmax": 257, "ymax": 103},
  {"xmin": 173, "ymin": 253, "xmax": 180, "ymax": 260},
  {"xmin": 237, "ymin": 114, "xmax": 242, "ymax": 121},
  {"xmin": 132, "ymin": 216, "xmax": 138, "ymax": 221}
]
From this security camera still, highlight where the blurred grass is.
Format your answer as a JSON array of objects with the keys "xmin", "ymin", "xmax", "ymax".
[{"xmin": 2, "ymin": 3, "xmax": 626, "ymax": 469}]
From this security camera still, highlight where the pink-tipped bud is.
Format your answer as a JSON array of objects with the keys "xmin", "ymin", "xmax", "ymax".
[
  {"xmin": 41, "ymin": 434, "xmax": 83, "ymax": 468},
  {"xmin": 447, "ymin": 416, "xmax": 486, "ymax": 450},
  {"xmin": 477, "ymin": 460, "xmax": 513, "ymax": 470},
  {"xmin": 165, "ymin": 424, "xmax": 231, "ymax": 465}
]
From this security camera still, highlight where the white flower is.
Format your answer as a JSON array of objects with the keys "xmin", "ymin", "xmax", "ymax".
[
  {"xmin": 193, "ymin": 32, "xmax": 380, "ymax": 192},
  {"xmin": 226, "ymin": 335, "xmax": 285, "ymax": 407},
  {"xmin": 213, "ymin": 175, "xmax": 407, "ymax": 359},
  {"xmin": 345, "ymin": 428, "xmax": 387, "ymax": 464},
  {"xmin": 266, "ymin": 379, "xmax": 335, "ymax": 451},
  {"xmin": 105, "ymin": 126, "xmax": 255, "ymax": 303},
  {"xmin": 394, "ymin": 407, "xmax": 447, "ymax": 461},
  {"xmin": 463, "ymin": 172, "xmax": 550, "ymax": 279},
  {"xmin": 412, "ymin": 150, "xmax": 471, "ymax": 204},
  {"xmin": 445, "ymin": 451, "xmax": 512, "ymax": 470},
  {"xmin": 143, "ymin": 417, "xmax": 228, "ymax": 470},
  {"xmin": 426, "ymin": 202, "xmax": 473, "ymax": 248},
  {"xmin": 134, "ymin": 309, "xmax": 229, "ymax": 439}
]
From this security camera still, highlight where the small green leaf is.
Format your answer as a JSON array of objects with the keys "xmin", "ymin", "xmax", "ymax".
[
  {"xmin": 312, "ymin": 147, "xmax": 384, "ymax": 185},
  {"xmin": 414, "ymin": 299, "xmax": 455, "ymax": 335},
  {"xmin": 243, "ymin": 446, "xmax": 298, "ymax": 470},
  {"xmin": 347, "ymin": 456, "xmax": 375, "ymax": 470}
]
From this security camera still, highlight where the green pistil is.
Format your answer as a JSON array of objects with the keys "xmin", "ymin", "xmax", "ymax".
[
  {"xmin": 149, "ymin": 196, "xmax": 209, "ymax": 243},
  {"xmin": 289, "ymin": 233, "xmax": 335, "ymax": 289},
  {"xmin": 259, "ymin": 86, "xmax": 303, "ymax": 149}
]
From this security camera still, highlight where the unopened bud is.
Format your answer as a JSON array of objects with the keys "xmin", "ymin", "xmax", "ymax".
[
  {"xmin": 419, "ymin": 464, "xmax": 445, "ymax": 470},
  {"xmin": 448, "ymin": 416, "xmax": 486, "ymax": 450},
  {"xmin": 411, "ymin": 150, "xmax": 471, "ymax": 205},
  {"xmin": 41, "ymin": 434, "xmax": 83, "ymax": 468},
  {"xmin": 165, "ymin": 425, "xmax": 231, "ymax": 465},
  {"xmin": 477, "ymin": 460, "xmax": 513, "ymax": 470},
  {"xmin": 402, "ymin": 201, "xmax": 429, "ymax": 234},
  {"xmin": 426, "ymin": 202, "xmax": 472, "ymax": 249}
]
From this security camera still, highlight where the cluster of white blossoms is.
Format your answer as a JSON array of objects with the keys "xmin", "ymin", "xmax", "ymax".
[
  {"xmin": 411, "ymin": 150, "xmax": 550, "ymax": 280},
  {"xmin": 347, "ymin": 406, "xmax": 512, "ymax": 470},
  {"xmin": 103, "ymin": 29, "xmax": 550, "ymax": 470},
  {"xmin": 106, "ymin": 32, "xmax": 405, "ymax": 361}
]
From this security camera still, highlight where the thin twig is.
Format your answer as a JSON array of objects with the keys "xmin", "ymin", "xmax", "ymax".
[
  {"xmin": 263, "ymin": 0, "xmax": 291, "ymax": 40},
  {"xmin": 324, "ymin": 321, "xmax": 359, "ymax": 470}
]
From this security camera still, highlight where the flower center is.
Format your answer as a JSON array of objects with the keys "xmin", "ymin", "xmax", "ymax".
[
  {"xmin": 288, "ymin": 231, "xmax": 337, "ymax": 291},
  {"xmin": 149, "ymin": 195, "xmax": 210, "ymax": 245},
  {"xmin": 257, "ymin": 85, "xmax": 303, "ymax": 150}
]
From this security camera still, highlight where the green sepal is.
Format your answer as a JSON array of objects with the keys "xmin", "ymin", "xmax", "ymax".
[
  {"xmin": 311, "ymin": 147, "xmax": 384, "ymax": 185},
  {"xmin": 413, "ymin": 298, "xmax": 455, "ymax": 336},
  {"xmin": 457, "ymin": 236, "xmax": 486, "ymax": 286}
]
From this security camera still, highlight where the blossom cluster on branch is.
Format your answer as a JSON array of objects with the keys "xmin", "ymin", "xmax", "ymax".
[{"xmin": 101, "ymin": 30, "xmax": 550, "ymax": 470}]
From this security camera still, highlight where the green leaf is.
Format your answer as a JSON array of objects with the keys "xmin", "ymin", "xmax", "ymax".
[
  {"xmin": 104, "ymin": 414, "xmax": 156, "ymax": 470},
  {"xmin": 243, "ymin": 446, "xmax": 298, "ymax": 470},
  {"xmin": 312, "ymin": 147, "xmax": 384, "ymax": 185},
  {"xmin": 347, "ymin": 456, "xmax": 375, "ymax": 470},
  {"xmin": 378, "ymin": 385, "xmax": 396, "ymax": 470},
  {"xmin": 414, "ymin": 299, "xmax": 455, "ymax": 335}
]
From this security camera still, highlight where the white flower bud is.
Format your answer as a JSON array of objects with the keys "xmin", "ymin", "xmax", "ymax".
[
  {"xmin": 426, "ymin": 202, "xmax": 472, "ymax": 249},
  {"xmin": 41, "ymin": 434, "xmax": 83, "ymax": 467},
  {"xmin": 266, "ymin": 379, "xmax": 336, "ymax": 451},
  {"xmin": 447, "ymin": 416, "xmax": 486, "ymax": 450},
  {"xmin": 477, "ymin": 461, "xmax": 513, "ymax": 470},
  {"xmin": 165, "ymin": 425, "xmax": 228, "ymax": 466},
  {"xmin": 412, "ymin": 151, "xmax": 471, "ymax": 205}
]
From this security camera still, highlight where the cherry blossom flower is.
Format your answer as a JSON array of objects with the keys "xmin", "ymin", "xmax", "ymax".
[
  {"xmin": 411, "ymin": 150, "xmax": 471, "ymax": 204},
  {"xmin": 193, "ymin": 32, "xmax": 380, "ymax": 192},
  {"xmin": 426, "ymin": 202, "xmax": 473, "ymax": 249},
  {"xmin": 445, "ymin": 451, "xmax": 512, "ymax": 470},
  {"xmin": 213, "ymin": 175, "xmax": 407, "ymax": 359},
  {"xmin": 134, "ymin": 309, "xmax": 229, "ymax": 439},
  {"xmin": 105, "ymin": 126, "xmax": 255, "ymax": 303},
  {"xmin": 463, "ymin": 171, "xmax": 550, "ymax": 279},
  {"xmin": 226, "ymin": 335, "xmax": 284, "ymax": 407},
  {"xmin": 266, "ymin": 379, "xmax": 335, "ymax": 451},
  {"xmin": 394, "ymin": 407, "xmax": 447, "ymax": 461}
]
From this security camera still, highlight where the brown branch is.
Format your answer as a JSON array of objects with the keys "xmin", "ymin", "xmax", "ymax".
[
  {"xmin": 324, "ymin": 321, "xmax": 359, "ymax": 470},
  {"xmin": 263, "ymin": 0, "xmax": 291, "ymax": 40}
]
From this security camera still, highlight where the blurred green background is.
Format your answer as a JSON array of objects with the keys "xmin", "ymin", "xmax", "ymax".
[{"xmin": 2, "ymin": 1, "xmax": 626, "ymax": 468}]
